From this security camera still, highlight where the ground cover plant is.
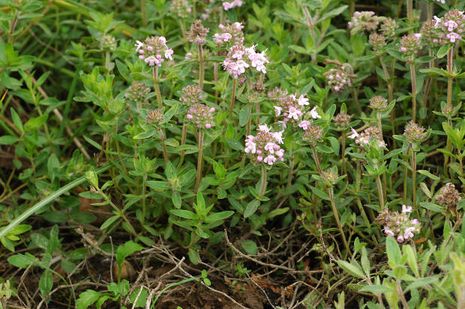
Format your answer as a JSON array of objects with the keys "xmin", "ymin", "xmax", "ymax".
[{"xmin": 2, "ymin": 0, "xmax": 465, "ymax": 307}]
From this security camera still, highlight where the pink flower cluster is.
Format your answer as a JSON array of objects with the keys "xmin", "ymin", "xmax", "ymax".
[
  {"xmin": 348, "ymin": 126, "xmax": 386, "ymax": 148},
  {"xmin": 379, "ymin": 206, "xmax": 421, "ymax": 243},
  {"xmin": 324, "ymin": 63, "xmax": 354, "ymax": 93},
  {"xmin": 245, "ymin": 124, "xmax": 284, "ymax": 166},
  {"xmin": 186, "ymin": 104, "xmax": 216, "ymax": 129},
  {"xmin": 213, "ymin": 22, "xmax": 244, "ymax": 45},
  {"xmin": 223, "ymin": 0, "xmax": 243, "ymax": 11},
  {"xmin": 135, "ymin": 36, "xmax": 174, "ymax": 67},
  {"xmin": 223, "ymin": 44, "xmax": 269, "ymax": 78},
  {"xmin": 268, "ymin": 89, "xmax": 320, "ymax": 128},
  {"xmin": 431, "ymin": 10, "xmax": 465, "ymax": 44},
  {"xmin": 399, "ymin": 33, "xmax": 422, "ymax": 58}
]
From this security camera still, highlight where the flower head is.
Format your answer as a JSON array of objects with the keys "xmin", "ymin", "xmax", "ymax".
[
  {"xmin": 170, "ymin": 0, "xmax": 192, "ymax": 18},
  {"xmin": 424, "ymin": 10, "xmax": 465, "ymax": 46},
  {"xmin": 376, "ymin": 208, "xmax": 421, "ymax": 243},
  {"xmin": 187, "ymin": 20, "xmax": 209, "ymax": 45},
  {"xmin": 245, "ymin": 125, "xmax": 285, "ymax": 165},
  {"xmin": 223, "ymin": 0, "xmax": 244, "ymax": 11},
  {"xmin": 125, "ymin": 82, "xmax": 150, "ymax": 106},
  {"xmin": 146, "ymin": 108, "xmax": 164, "ymax": 125},
  {"xmin": 404, "ymin": 121, "xmax": 428, "ymax": 144},
  {"xmin": 136, "ymin": 36, "xmax": 174, "ymax": 67},
  {"xmin": 348, "ymin": 11, "xmax": 382, "ymax": 34},
  {"xmin": 180, "ymin": 84, "xmax": 206, "ymax": 105},
  {"xmin": 333, "ymin": 112, "xmax": 352, "ymax": 129},
  {"xmin": 435, "ymin": 183, "xmax": 461, "ymax": 209},
  {"xmin": 400, "ymin": 33, "xmax": 422, "ymax": 59},
  {"xmin": 349, "ymin": 126, "xmax": 386, "ymax": 148},
  {"xmin": 186, "ymin": 104, "xmax": 216, "ymax": 129},
  {"xmin": 222, "ymin": 44, "xmax": 269, "ymax": 78},
  {"xmin": 369, "ymin": 96, "xmax": 388, "ymax": 111},
  {"xmin": 214, "ymin": 22, "xmax": 244, "ymax": 45},
  {"xmin": 324, "ymin": 63, "xmax": 354, "ymax": 93}
]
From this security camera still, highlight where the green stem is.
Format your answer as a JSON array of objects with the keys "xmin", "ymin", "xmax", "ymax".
[
  {"xmin": 444, "ymin": 47, "xmax": 454, "ymax": 172},
  {"xmin": 447, "ymin": 47, "xmax": 454, "ymax": 110},
  {"xmin": 409, "ymin": 61, "xmax": 417, "ymax": 122},
  {"xmin": 341, "ymin": 132, "xmax": 347, "ymax": 176},
  {"xmin": 179, "ymin": 123, "xmax": 188, "ymax": 165},
  {"xmin": 379, "ymin": 56, "xmax": 394, "ymax": 103},
  {"xmin": 0, "ymin": 164, "xmax": 111, "ymax": 239},
  {"xmin": 328, "ymin": 187, "xmax": 351, "ymax": 256},
  {"xmin": 198, "ymin": 45, "xmax": 205, "ymax": 89},
  {"xmin": 411, "ymin": 149, "xmax": 417, "ymax": 209},
  {"xmin": 153, "ymin": 66, "xmax": 163, "ymax": 108},
  {"xmin": 407, "ymin": 0, "xmax": 414, "ymax": 29},
  {"xmin": 259, "ymin": 166, "xmax": 268, "ymax": 197},
  {"xmin": 195, "ymin": 130, "xmax": 204, "ymax": 192},
  {"xmin": 311, "ymin": 147, "xmax": 322, "ymax": 174},
  {"xmin": 141, "ymin": 174, "xmax": 147, "ymax": 224},
  {"xmin": 141, "ymin": 0, "xmax": 147, "ymax": 26},
  {"xmin": 376, "ymin": 175, "xmax": 385, "ymax": 210},
  {"xmin": 229, "ymin": 78, "xmax": 237, "ymax": 112},
  {"xmin": 159, "ymin": 128, "xmax": 169, "ymax": 164}
]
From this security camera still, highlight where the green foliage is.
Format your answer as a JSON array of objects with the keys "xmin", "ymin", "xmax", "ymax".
[{"xmin": 2, "ymin": 0, "xmax": 465, "ymax": 307}]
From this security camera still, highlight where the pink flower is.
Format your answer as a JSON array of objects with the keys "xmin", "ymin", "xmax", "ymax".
[
  {"xmin": 245, "ymin": 125, "xmax": 285, "ymax": 166},
  {"xmin": 165, "ymin": 49, "xmax": 174, "ymax": 60},
  {"xmin": 264, "ymin": 155, "xmax": 276, "ymax": 165},
  {"xmin": 310, "ymin": 107, "xmax": 321, "ymax": 119},
  {"xmin": 384, "ymin": 227, "xmax": 395, "ymax": 237},
  {"xmin": 136, "ymin": 36, "xmax": 173, "ymax": 67},
  {"xmin": 447, "ymin": 32, "xmax": 461, "ymax": 42},
  {"xmin": 272, "ymin": 131, "xmax": 284, "ymax": 144},
  {"xmin": 297, "ymin": 95, "xmax": 309, "ymax": 106},
  {"xmin": 264, "ymin": 142, "xmax": 277, "ymax": 154},
  {"xmin": 299, "ymin": 120, "xmax": 310, "ymax": 130},
  {"xmin": 223, "ymin": 0, "xmax": 243, "ymax": 11},
  {"xmin": 135, "ymin": 40, "xmax": 144, "ymax": 52},
  {"xmin": 348, "ymin": 128, "xmax": 359, "ymax": 139},
  {"xmin": 214, "ymin": 33, "xmax": 232, "ymax": 44},
  {"xmin": 288, "ymin": 106, "xmax": 302, "ymax": 120},
  {"xmin": 223, "ymin": 58, "xmax": 249, "ymax": 78},
  {"xmin": 246, "ymin": 46, "xmax": 269, "ymax": 74},
  {"xmin": 402, "ymin": 205, "xmax": 412, "ymax": 213},
  {"xmin": 444, "ymin": 20, "xmax": 458, "ymax": 31},
  {"xmin": 274, "ymin": 106, "xmax": 282, "ymax": 116},
  {"xmin": 258, "ymin": 124, "xmax": 270, "ymax": 132}
]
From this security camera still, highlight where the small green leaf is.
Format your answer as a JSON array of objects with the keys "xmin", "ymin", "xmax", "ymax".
[
  {"xmin": 205, "ymin": 211, "xmax": 234, "ymax": 223},
  {"xmin": 336, "ymin": 260, "xmax": 366, "ymax": 279},
  {"xmin": 437, "ymin": 44, "xmax": 451, "ymax": 59},
  {"xmin": 76, "ymin": 290, "xmax": 101, "ymax": 309},
  {"xmin": 116, "ymin": 241, "xmax": 143, "ymax": 267},
  {"xmin": 0, "ymin": 135, "xmax": 18, "ymax": 145},
  {"xmin": 7, "ymin": 253, "xmax": 37, "ymax": 268},
  {"xmin": 417, "ymin": 170, "xmax": 440, "ymax": 181},
  {"xmin": 386, "ymin": 237, "xmax": 402, "ymax": 268},
  {"xmin": 25, "ymin": 114, "xmax": 48, "ymax": 130},
  {"xmin": 244, "ymin": 200, "xmax": 260, "ymax": 218},
  {"xmin": 240, "ymin": 240, "xmax": 258, "ymax": 255},
  {"xmin": 170, "ymin": 209, "xmax": 196, "ymax": 220},
  {"xmin": 39, "ymin": 269, "xmax": 53, "ymax": 297},
  {"xmin": 188, "ymin": 247, "xmax": 201, "ymax": 264},
  {"xmin": 420, "ymin": 202, "xmax": 444, "ymax": 213},
  {"xmin": 403, "ymin": 245, "xmax": 419, "ymax": 277}
]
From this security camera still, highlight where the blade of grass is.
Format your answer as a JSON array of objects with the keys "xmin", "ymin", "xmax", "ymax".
[{"xmin": 0, "ymin": 164, "xmax": 110, "ymax": 239}]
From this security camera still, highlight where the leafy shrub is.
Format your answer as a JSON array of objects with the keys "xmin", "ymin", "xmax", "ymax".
[{"xmin": 1, "ymin": 0, "xmax": 465, "ymax": 307}]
